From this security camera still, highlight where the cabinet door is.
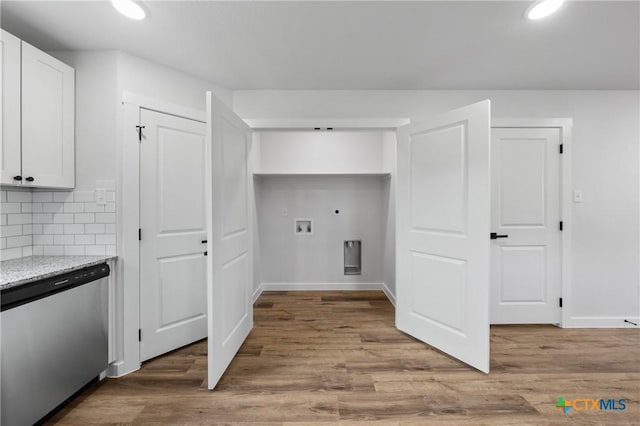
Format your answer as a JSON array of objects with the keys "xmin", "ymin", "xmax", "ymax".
[
  {"xmin": 21, "ymin": 41, "xmax": 75, "ymax": 188},
  {"xmin": 1, "ymin": 30, "xmax": 22, "ymax": 185}
]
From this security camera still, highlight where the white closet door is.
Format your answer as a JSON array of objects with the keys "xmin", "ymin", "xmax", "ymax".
[
  {"xmin": 139, "ymin": 109, "xmax": 208, "ymax": 361},
  {"xmin": 1, "ymin": 30, "xmax": 21, "ymax": 185},
  {"xmin": 206, "ymin": 92, "xmax": 253, "ymax": 389},
  {"xmin": 490, "ymin": 127, "xmax": 561, "ymax": 324},
  {"xmin": 396, "ymin": 100, "xmax": 491, "ymax": 373},
  {"xmin": 21, "ymin": 41, "xmax": 74, "ymax": 188}
]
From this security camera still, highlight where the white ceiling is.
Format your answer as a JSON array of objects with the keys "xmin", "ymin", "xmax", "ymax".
[{"xmin": 2, "ymin": 1, "xmax": 638, "ymax": 90}]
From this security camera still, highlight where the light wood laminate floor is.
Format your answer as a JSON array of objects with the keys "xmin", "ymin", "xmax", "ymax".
[{"xmin": 48, "ymin": 291, "xmax": 639, "ymax": 425}]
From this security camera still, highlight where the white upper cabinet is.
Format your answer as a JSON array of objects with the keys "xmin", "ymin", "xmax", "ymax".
[
  {"xmin": 1, "ymin": 30, "xmax": 22, "ymax": 184},
  {"xmin": 21, "ymin": 41, "xmax": 75, "ymax": 188},
  {"xmin": 0, "ymin": 31, "xmax": 75, "ymax": 189}
]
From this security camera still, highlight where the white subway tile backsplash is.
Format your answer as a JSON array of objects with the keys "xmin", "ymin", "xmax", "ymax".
[
  {"xmin": 33, "ymin": 213, "xmax": 53, "ymax": 224},
  {"xmin": 85, "ymin": 224, "xmax": 105, "ymax": 234},
  {"xmin": 33, "ymin": 192, "xmax": 53, "ymax": 202},
  {"xmin": 1, "ymin": 187, "xmax": 117, "ymax": 259},
  {"xmin": 43, "ymin": 224, "xmax": 64, "ymax": 235},
  {"xmin": 43, "ymin": 202, "xmax": 64, "ymax": 213},
  {"xmin": 0, "ymin": 203, "xmax": 21, "ymax": 214},
  {"xmin": 44, "ymin": 246, "xmax": 64, "ymax": 256},
  {"xmin": 1, "ymin": 247, "xmax": 23, "ymax": 261},
  {"xmin": 33, "ymin": 234, "xmax": 54, "ymax": 245},
  {"xmin": 64, "ymin": 245, "xmax": 85, "ymax": 255},
  {"xmin": 53, "ymin": 213, "xmax": 75, "ymax": 224},
  {"xmin": 95, "ymin": 234, "xmax": 116, "ymax": 245},
  {"xmin": 7, "ymin": 191, "xmax": 32, "ymax": 203},
  {"xmin": 85, "ymin": 245, "xmax": 106, "ymax": 256},
  {"xmin": 7, "ymin": 235, "xmax": 32, "ymax": 248},
  {"xmin": 1, "ymin": 225, "xmax": 24, "ymax": 237},
  {"xmin": 75, "ymin": 234, "xmax": 95, "ymax": 245},
  {"xmin": 63, "ymin": 202, "xmax": 84, "ymax": 213},
  {"xmin": 8, "ymin": 213, "xmax": 32, "ymax": 225},
  {"xmin": 53, "ymin": 191, "xmax": 73, "ymax": 202},
  {"xmin": 74, "ymin": 213, "xmax": 95, "ymax": 224},
  {"xmin": 95, "ymin": 213, "xmax": 115, "ymax": 224},
  {"xmin": 84, "ymin": 202, "xmax": 105, "ymax": 213},
  {"xmin": 64, "ymin": 224, "xmax": 84, "ymax": 234},
  {"xmin": 74, "ymin": 191, "xmax": 95, "ymax": 202},
  {"xmin": 54, "ymin": 235, "xmax": 75, "ymax": 245}
]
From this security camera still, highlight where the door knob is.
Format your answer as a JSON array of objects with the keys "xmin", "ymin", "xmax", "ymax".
[
  {"xmin": 13, "ymin": 175, "xmax": 22, "ymax": 181},
  {"xmin": 25, "ymin": 177, "xmax": 34, "ymax": 182},
  {"xmin": 490, "ymin": 232, "xmax": 509, "ymax": 240}
]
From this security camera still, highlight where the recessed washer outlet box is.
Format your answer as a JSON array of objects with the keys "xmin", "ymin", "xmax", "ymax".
[
  {"xmin": 344, "ymin": 240, "xmax": 361, "ymax": 275},
  {"xmin": 295, "ymin": 219, "xmax": 313, "ymax": 235}
]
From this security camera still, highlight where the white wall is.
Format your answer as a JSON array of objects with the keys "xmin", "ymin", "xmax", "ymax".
[
  {"xmin": 257, "ymin": 131, "xmax": 386, "ymax": 174},
  {"xmin": 235, "ymin": 90, "xmax": 640, "ymax": 327},
  {"xmin": 256, "ymin": 175, "xmax": 387, "ymax": 289}
]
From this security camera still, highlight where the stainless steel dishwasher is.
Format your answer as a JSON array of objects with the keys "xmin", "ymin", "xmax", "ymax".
[{"xmin": 1, "ymin": 263, "xmax": 110, "ymax": 426}]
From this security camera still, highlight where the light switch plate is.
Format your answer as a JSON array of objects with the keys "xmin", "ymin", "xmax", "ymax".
[{"xmin": 96, "ymin": 189, "xmax": 107, "ymax": 206}]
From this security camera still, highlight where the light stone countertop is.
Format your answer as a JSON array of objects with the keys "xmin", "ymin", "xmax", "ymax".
[{"xmin": 0, "ymin": 255, "xmax": 117, "ymax": 290}]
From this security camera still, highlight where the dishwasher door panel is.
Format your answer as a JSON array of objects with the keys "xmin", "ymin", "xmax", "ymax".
[{"xmin": 1, "ymin": 277, "xmax": 108, "ymax": 426}]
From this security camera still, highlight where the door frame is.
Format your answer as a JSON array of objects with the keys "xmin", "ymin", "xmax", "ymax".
[
  {"xmin": 113, "ymin": 92, "xmax": 206, "ymax": 376},
  {"xmin": 491, "ymin": 118, "xmax": 573, "ymax": 328}
]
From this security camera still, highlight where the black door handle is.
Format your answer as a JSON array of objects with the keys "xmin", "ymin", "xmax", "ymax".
[
  {"xmin": 13, "ymin": 175, "xmax": 22, "ymax": 181},
  {"xmin": 201, "ymin": 240, "xmax": 207, "ymax": 244},
  {"xmin": 25, "ymin": 176, "xmax": 34, "ymax": 182},
  {"xmin": 490, "ymin": 232, "xmax": 509, "ymax": 240}
]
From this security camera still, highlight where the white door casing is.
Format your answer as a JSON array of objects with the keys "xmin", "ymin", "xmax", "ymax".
[
  {"xmin": 490, "ymin": 127, "xmax": 562, "ymax": 324},
  {"xmin": 396, "ymin": 100, "xmax": 491, "ymax": 373},
  {"xmin": 21, "ymin": 41, "xmax": 74, "ymax": 188},
  {"xmin": 206, "ymin": 92, "xmax": 253, "ymax": 389},
  {"xmin": 140, "ymin": 109, "xmax": 208, "ymax": 361}
]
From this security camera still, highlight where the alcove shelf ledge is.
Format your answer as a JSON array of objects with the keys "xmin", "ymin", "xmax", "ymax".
[{"xmin": 253, "ymin": 172, "xmax": 391, "ymax": 178}]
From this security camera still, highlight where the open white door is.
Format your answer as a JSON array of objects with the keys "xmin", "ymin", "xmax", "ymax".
[
  {"xmin": 206, "ymin": 93, "xmax": 253, "ymax": 389},
  {"xmin": 396, "ymin": 100, "xmax": 491, "ymax": 373}
]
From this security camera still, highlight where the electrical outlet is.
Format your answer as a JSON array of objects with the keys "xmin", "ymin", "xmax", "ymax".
[{"xmin": 96, "ymin": 189, "xmax": 107, "ymax": 206}]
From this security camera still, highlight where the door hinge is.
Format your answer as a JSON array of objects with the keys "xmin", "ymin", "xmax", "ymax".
[
  {"xmin": 138, "ymin": 329, "xmax": 142, "ymax": 342},
  {"xmin": 559, "ymin": 221, "xmax": 563, "ymax": 231},
  {"xmin": 559, "ymin": 144, "xmax": 564, "ymax": 154},
  {"xmin": 138, "ymin": 228, "xmax": 141, "ymax": 241},
  {"xmin": 136, "ymin": 125, "xmax": 145, "ymax": 142},
  {"xmin": 559, "ymin": 297, "xmax": 563, "ymax": 308}
]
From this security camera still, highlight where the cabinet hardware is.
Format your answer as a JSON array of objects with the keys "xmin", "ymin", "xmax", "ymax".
[
  {"xmin": 25, "ymin": 176, "xmax": 34, "ymax": 182},
  {"xmin": 136, "ymin": 125, "xmax": 145, "ymax": 141},
  {"xmin": 13, "ymin": 175, "xmax": 22, "ymax": 181},
  {"xmin": 201, "ymin": 240, "xmax": 207, "ymax": 244}
]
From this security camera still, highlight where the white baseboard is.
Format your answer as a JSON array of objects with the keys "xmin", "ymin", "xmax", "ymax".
[
  {"xmin": 261, "ymin": 282, "xmax": 385, "ymax": 291},
  {"xmin": 106, "ymin": 361, "xmax": 140, "ymax": 378},
  {"xmin": 252, "ymin": 283, "xmax": 264, "ymax": 303},
  {"xmin": 563, "ymin": 316, "xmax": 640, "ymax": 328},
  {"xmin": 382, "ymin": 283, "xmax": 396, "ymax": 307}
]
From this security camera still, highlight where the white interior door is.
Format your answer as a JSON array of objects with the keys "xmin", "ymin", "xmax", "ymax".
[
  {"xmin": 140, "ymin": 109, "xmax": 208, "ymax": 361},
  {"xmin": 396, "ymin": 100, "xmax": 491, "ymax": 373},
  {"xmin": 490, "ymin": 127, "xmax": 561, "ymax": 324},
  {"xmin": 206, "ymin": 93, "xmax": 253, "ymax": 389}
]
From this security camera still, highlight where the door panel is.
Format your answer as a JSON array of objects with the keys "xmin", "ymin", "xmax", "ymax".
[
  {"xmin": 491, "ymin": 127, "xmax": 561, "ymax": 324},
  {"xmin": 396, "ymin": 100, "xmax": 491, "ymax": 373},
  {"xmin": 21, "ymin": 41, "xmax": 74, "ymax": 188},
  {"xmin": 207, "ymin": 93, "xmax": 253, "ymax": 389},
  {"xmin": 140, "ymin": 109, "xmax": 207, "ymax": 361},
  {"xmin": 1, "ymin": 30, "xmax": 22, "ymax": 185}
]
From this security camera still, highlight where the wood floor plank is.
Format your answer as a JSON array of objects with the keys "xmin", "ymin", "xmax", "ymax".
[{"xmin": 46, "ymin": 291, "xmax": 640, "ymax": 425}]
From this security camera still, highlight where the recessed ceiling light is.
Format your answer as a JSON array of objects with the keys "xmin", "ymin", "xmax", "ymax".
[
  {"xmin": 111, "ymin": 0, "xmax": 146, "ymax": 20},
  {"xmin": 526, "ymin": 0, "xmax": 565, "ymax": 20}
]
